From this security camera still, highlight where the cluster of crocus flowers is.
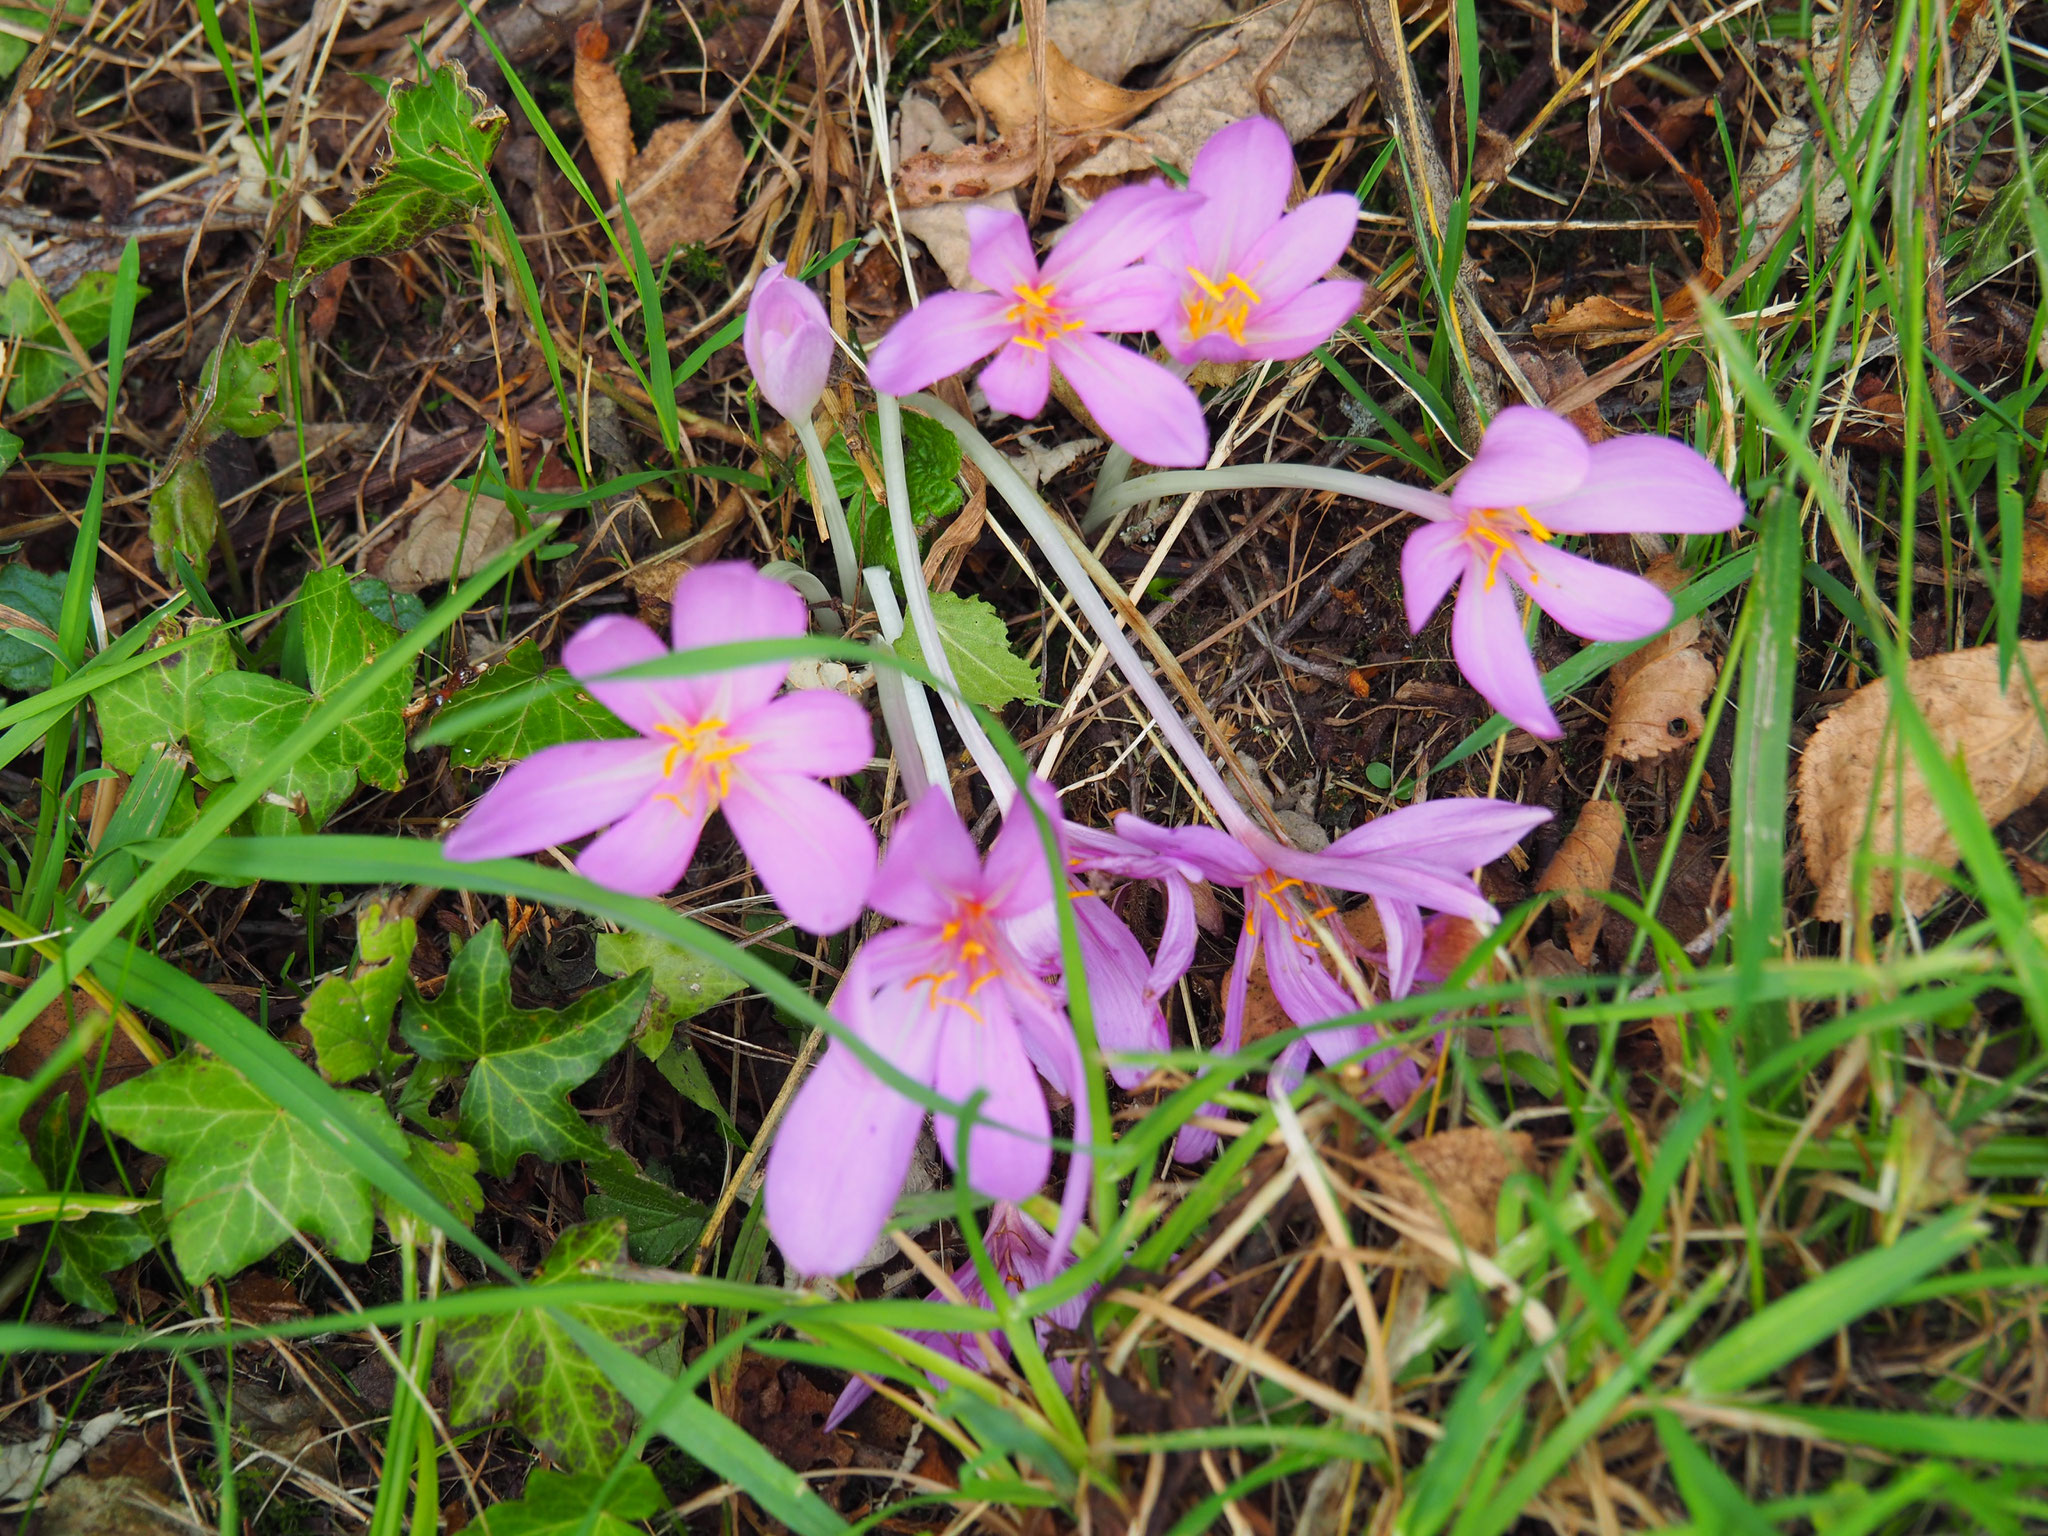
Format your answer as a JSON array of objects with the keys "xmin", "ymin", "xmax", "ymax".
[{"xmin": 1401, "ymin": 406, "xmax": 1746, "ymax": 737}]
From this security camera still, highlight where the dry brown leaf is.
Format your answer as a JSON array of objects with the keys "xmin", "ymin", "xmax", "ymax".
[
  {"xmin": 1362, "ymin": 1127, "xmax": 1534, "ymax": 1286},
  {"xmin": 897, "ymin": 95, "xmax": 1018, "ymax": 291},
  {"xmin": 1034, "ymin": 0, "xmax": 1232, "ymax": 83},
  {"xmin": 379, "ymin": 482, "xmax": 516, "ymax": 593},
  {"xmin": 1536, "ymin": 801, "xmax": 1624, "ymax": 965},
  {"xmin": 1799, "ymin": 641, "xmax": 2048, "ymax": 921},
  {"xmin": 1606, "ymin": 648, "xmax": 1716, "ymax": 762},
  {"xmin": 1738, "ymin": 14, "xmax": 1887, "ymax": 255},
  {"xmin": 971, "ymin": 40, "xmax": 1178, "ymax": 141},
  {"xmin": 623, "ymin": 115, "xmax": 744, "ymax": 257},
  {"xmin": 898, "ymin": 137, "xmax": 1052, "ymax": 209},
  {"xmin": 922, "ymin": 462, "xmax": 987, "ymax": 593},
  {"xmin": 2022, "ymin": 466, "xmax": 2048, "ymax": 598},
  {"xmin": 572, "ymin": 23, "xmax": 635, "ymax": 199},
  {"xmin": 1532, "ymin": 293, "xmax": 1658, "ymax": 346}
]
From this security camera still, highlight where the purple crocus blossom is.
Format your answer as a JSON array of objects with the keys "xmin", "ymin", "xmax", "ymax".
[
  {"xmin": 765, "ymin": 784, "xmax": 1083, "ymax": 1277},
  {"xmin": 1150, "ymin": 117, "xmax": 1365, "ymax": 365},
  {"xmin": 865, "ymin": 183, "xmax": 1211, "ymax": 468},
  {"xmin": 1113, "ymin": 798, "xmax": 1548, "ymax": 1157},
  {"xmin": 742, "ymin": 259, "xmax": 834, "ymax": 421},
  {"xmin": 1401, "ymin": 406, "xmax": 1746, "ymax": 738},
  {"xmin": 443, "ymin": 563, "xmax": 876, "ymax": 932},
  {"xmin": 823, "ymin": 1201, "xmax": 1093, "ymax": 1430}
]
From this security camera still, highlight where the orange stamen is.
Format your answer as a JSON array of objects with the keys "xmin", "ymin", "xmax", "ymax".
[
  {"xmin": 1184, "ymin": 268, "xmax": 1264, "ymax": 344},
  {"xmin": 1004, "ymin": 281, "xmax": 1083, "ymax": 351}
]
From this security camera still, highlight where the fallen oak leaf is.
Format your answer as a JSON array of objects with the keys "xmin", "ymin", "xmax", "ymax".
[{"xmin": 1536, "ymin": 800, "xmax": 1625, "ymax": 966}]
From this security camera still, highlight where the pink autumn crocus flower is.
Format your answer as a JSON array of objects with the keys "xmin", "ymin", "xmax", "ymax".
[
  {"xmin": 443, "ymin": 562, "xmax": 875, "ymax": 931},
  {"xmin": 765, "ymin": 784, "xmax": 1083, "ymax": 1277},
  {"xmin": 865, "ymin": 183, "xmax": 1211, "ymax": 467},
  {"xmin": 1402, "ymin": 406, "xmax": 1746, "ymax": 738},
  {"xmin": 1114, "ymin": 798, "xmax": 1548, "ymax": 1158},
  {"xmin": 742, "ymin": 260, "xmax": 834, "ymax": 420},
  {"xmin": 1150, "ymin": 117, "xmax": 1365, "ymax": 365},
  {"xmin": 823, "ymin": 1201, "xmax": 1093, "ymax": 1430}
]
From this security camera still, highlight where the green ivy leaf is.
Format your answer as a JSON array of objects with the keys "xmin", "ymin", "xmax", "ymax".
[
  {"xmin": 0, "ymin": 1076, "xmax": 45, "ymax": 1241},
  {"xmin": 91, "ymin": 616, "xmax": 233, "ymax": 773},
  {"xmin": 440, "ymin": 1221, "xmax": 675, "ymax": 1471},
  {"xmin": 816, "ymin": 410, "xmax": 963, "ymax": 572},
  {"xmin": 92, "ymin": 1052, "xmax": 406, "ymax": 1283},
  {"xmin": 399, "ymin": 922, "xmax": 650, "ymax": 1177},
  {"xmin": 400, "ymin": 1134, "xmax": 483, "ymax": 1230},
  {"xmin": 0, "ymin": 430, "xmax": 21, "ymax": 473},
  {"xmin": 0, "ymin": 563, "xmax": 65, "ymax": 693},
  {"xmin": 0, "ymin": 268, "xmax": 151, "ymax": 410},
  {"xmin": 584, "ymin": 1147, "xmax": 708, "ymax": 1266},
  {"xmin": 296, "ymin": 62, "xmax": 506, "ymax": 285},
  {"xmin": 653, "ymin": 1042, "xmax": 743, "ymax": 1147},
  {"xmin": 592, "ymin": 930, "xmax": 741, "ymax": 1060},
  {"xmin": 147, "ymin": 457, "xmax": 220, "ymax": 582},
  {"xmin": 300, "ymin": 567, "xmax": 412, "ymax": 790},
  {"xmin": 304, "ymin": 902, "xmax": 416, "ymax": 1083},
  {"xmin": 351, "ymin": 576, "xmax": 428, "ymax": 633},
  {"xmin": 896, "ymin": 591, "xmax": 1044, "ymax": 711},
  {"xmin": 440, "ymin": 641, "xmax": 633, "ymax": 770},
  {"xmin": 191, "ymin": 671, "xmax": 359, "ymax": 834},
  {"xmin": 472, "ymin": 1464, "xmax": 666, "ymax": 1536},
  {"xmin": 198, "ymin": 336, "xmax": 285, "ymax": 440},
  {"xmin": 31, "ymin": 1102, "xmax": 160, "ymax": 1315}
]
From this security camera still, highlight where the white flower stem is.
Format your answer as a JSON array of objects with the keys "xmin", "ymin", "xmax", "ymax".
[
  {"xmin": 863, "ymin": 569, "xmax": 945, "ymax": 800},
  {"xmin": 1081, "ymin": 442, "xmax": 1136, "ymax": 535},
  {"xmin": 792, "ymin": 413, "xmax": 861, "ymax": 607},
  {"xmin": 905, "ymin": 393, "xmax": 1260, "ymax": 841},
  {"xmin": 1099, "ymin": 464, "xmax": 1456, "ymax": 521}
]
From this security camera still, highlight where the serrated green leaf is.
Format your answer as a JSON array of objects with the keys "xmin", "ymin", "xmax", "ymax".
[
  {"xmin": 90, "ymin": 616, "xmax": 233, "ymax": 772},
  {"xmin": 585, "ymin": 1147, "xmax": 708, "ymax": 1266},
  {"xmin": 399, "ymin": 922, "xmax": 650, "ymax": 1177},
  {"xmin": 304, "ymin": 902, "xmax": 416, "ymax": 1082},
  {"xmin": 592, "ymin": 930, "xmax": 742, "ymax": 1058},
  {"xmin": 0, "ymin": 268, "xmax": 151, "ymax": 410},
  {"xmin": 816, "ymin": 410, "xmax": 963, "ymax": 572},
  {"xmin": 399, "ymin": 1134, "xmax": 482, "ymax": 1230},
  {"xmin": 300, "ymin": 567, "xmax": 412, "ymax": 789},
  {"xmin": 296, "ymin": 62, "xmax": 505, "ymax": 284},
  {"xmin": 473, "ymin": 1464, "xmax": 666, "ymax": 1536},
  {"xmin": 440, "ymin": 1220, "xmax": 675, "ymax": 1471},
  {"xmin": 441, "ymin": 641, "xmax": 634, "ymax": 769},
  {"xmin": 896, "ymin": 591, "xmax": 1043, "ymax": 710},
  {"xmin": 199, "ymin": 336, "xmax": 285, "ymax": 439},
  {"xmin": 0, "ymin": 563, "xmax": 65, "ymax": 693},
  {"xmin": 92, "ymin": 1052, "xmax": 406, "ymax": 1283},
  {"xmin": 147, "ymin": 457, "xmax": 220, "ymax": 582},
  {"xmin": 192, "ymin": 671, "xmax": 358, "ymax": 833}
]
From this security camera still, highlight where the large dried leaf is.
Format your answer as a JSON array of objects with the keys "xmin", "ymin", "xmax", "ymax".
[
  {"xmin": 622, "ymin": 115, "xmax": 743, "ymax": 257},
  {"xmin": 898, "ymin": 95, "xmax": 1019, "ymax": 291},
  {"xmin": 1034, "ymin": 0, "xmax": 1230, "ymax": 83},
  {"xmin": 1536, "ymin": 800, "xmax": 1625, "ymax": 965},
  {"xmin": 379, "ymin": 481, "xmax": 516, "ymax": 593},
  {"xmin": 1607, "ymin": 557, "xmax": 1714, "ymax": 762},
  {"xmin": 572, "ymin": 23, "xmax": 635, "ymax": 198},
  {"xmin": 969, "ymin": 40, "xmax": 1177, "ymax": 142},
  {"xmin": 1736, "ymin": 14, "xmax": 1887, "ymax": 255},
  {"xmin": 1798, "ymin": 642, "xmax": 2048, "ymax": 921},
  {"xmin": 1362, "ymin": 1128, "xmax": 1534, "ymax": 1286}
]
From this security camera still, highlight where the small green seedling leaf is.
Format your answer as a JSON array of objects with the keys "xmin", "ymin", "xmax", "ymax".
[
  {"xmin": 472, "ymin": 1463, "xmax": 666, "ymax": 1535},
  {"xmin": 297, "ymin": 61, "xmax": 507, "ymax": 284},
  {"xmin": 147, "ymin": 457, "xmax": 221, "ymax": 582},
  {"xmin": 399, "ymin": 1134, "xmax": 483, "ymax": 1231},
  {"xmin": 0, "ymin": 1076, "xmax": 46, "ymax": 1240},
  {"xmin": 0, "ymin": 563, "xmax": 65, "ymax": 693},
  {"xmin": 440, "ymin": 1220, "xmax": 676, "ymax": 1471},
  {"xmin": 31, "ymin": 1102, "xmax": 160, "ymax": 1314},
  {"xmin": 0, "ymin": 431, "xmax": 21, "ymax": 473},
  {"xmin": 199, "ymin": 336, "xmax": 285, "ymax": 439},
  {"xmin": 300, "ymin": 566, "xmax": 412, "ymax": 789},
  {"xmin": 304, "ymin": 902, "xmax": 417, "ymax": 1083},
  {"xmin": 0, "ymin": 268, "xmax": 151, "ymax": 410},
  {"xmin": 192, "ymin": 671, "xmax": 359, "ymax": 835},
  {"xmin": 592, "ymin": 929, "xmax": 742, "ymax": 1059},
  {"xmin": 92, "ymin": 1052, "xmax": 406, "ymax": 1283},
  {"xmin": 399, "ymin": 921, "xmax": 650, "ymax": 1177},
  {"xmin": 817, "ymin": 410, "xmax": 963, "ymax": 571},
  {"xmin": 439, "ymin": 641, "xmax": 633, "ymax": 769},
  {"xmin": 653, "ymin": 1042, "xmax": 743, "ymax": 1147},
  {"xmin": 897, "ymin": 591, "xmax": 1044, "ymax": 711},
  {"xmin": 91, "ymin": 616, "xmax": 233, "ymax": 773},
  {"xmin": 585, "ymin": 1146, "xmax": 709, "ymax": 1265}
]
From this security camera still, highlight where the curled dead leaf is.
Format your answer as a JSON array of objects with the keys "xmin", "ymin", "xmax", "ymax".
[
  {"xmin": 379, "ymin": 482, "xmax": 516, "ymax": 593},
  {"xmin": 573, "ymin": 23, "xmax": 635, "ymax": 199},
  {"xmin": 1607, "ymin": 559, "xmax": 1714, "ymax": 762},
  {"xmin": 970, "ymin": 40, "xmax": 1180, "ymax": 141},
  {"xmin": 1536, "ymin": 801, "xmax": 1624, "ymax": 965},
  {"xmin": 2022, "ymin": 466, "xmax": 2048, "ymax": 598},
  {"xmin": 622, "ymin": 116, "xmax": 744, "ymax": 257},
  {"xmin": 1798, "ymin": 641, "xmax": 2048, "ymax": 922},
  {"xmin": 1532, "ymin": 293, "xmax": 1659, "ymax": 347}
]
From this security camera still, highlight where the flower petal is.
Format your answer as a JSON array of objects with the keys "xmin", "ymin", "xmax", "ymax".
[
  {"xmin": 1182, "ymin": 116, "xmax": 1291, "ymax": 278},
  {"xmin": 979, "ymin": 340, "xmax": 1053, "ymax": 419},
  {"xmin": 1239, "ymin": 194, "xmax": 1359, "ymax": 304},
  {"xmin": 1535, "ymin": 434, "xmax": 1747, "ymax": 535},
  {"xmin": 966, "ymin": 205, "xmax": 1039, "ymax": 292},
  {"xmin": 1268, "ymin": 1035, "xmax": 1314, "ymax": 1100},
  {"xmin": 981, "ymin": 779, "xmax": 1062, "ymax": 917},
  {"xmin": 667, "ymin": 562, "xmax": 808, "ymax": 719},
  {"xmin": 1113, "ymin": 814, "xmax": 1266, "ymax": 885},
  {"xmin": 1453, "ymin": 406, "xmax": 1589, "ymax": 516},
  {"xmin": 867, "ymin": 290, "xmax": 1015, "ymax": 396},
  {"xmin": 1150, "ymin": 876, "xmax": 1198, "ymax": 998},
  {"xmin": 1042, "ymin": 181, "xmax": 1201, "ymax": 289},
  {"xmin": 743, "ymin": 261, "xmax": 834, "ymax": 422},
  {"xmin": 443, "ymin": 739, "xmax": 665, "ymax": 861},
  {"xmin": 1050, "ymin": 332, "xmax": 1209, "ymax": 468},
  {"xmin": 737, "ymin": 689, "xmax": 874, "ymax": 778},
  {"xmin": 563, "ymin": 615, "xmax": 689, "ymax": 732},
  {"xmin": 1451, "ymin": 570, "xmax": 1559, "ymax": 737},
  {"xmin": 1401, "ymin": 521, "xmax": 1470, "ymax": 633},
  {"xmin": 1061, "ymin": 264, "xmax": 1182, "ymax": 334},
  {"xmin": 1224, "ymin": 279, "xmax": 1364, "ymax": 363},
  {"xmin": 870, "ymin": 785, "xmax": 983, "ymax": 925},
  {"xmin": 931, "ymin": 1005, "xmax": 1051, "ymax": 1200},
  {"xmin": 1372, "ymin": 891, "xmax": 1426, "ymax": 999},
  {"xmin": 765, "ymin": 1039, "xmax": 929, "ymax": 1276},
  {"xmin": 1326, "ymin": 797, "xmax": 1552, "ymax": 869},
  {"xmin": 1261, "ymin": 914, "xmax": 1358, "ymax": 1030},
  {"xmin": 1072, "ymin": 897, "xmax": 1169, "ymax": 1090},
  {"xmin": 575, "ymin": 792, "xmax": 709, "ymax": 897},
  {"xmin": 1516, "ymin": 540, "xmax": 1673, "ymax": 643},
  {"xmin": 723, "ymin": 773, "xmax": 877, "ymax": 933},
  {"xmin": 1173, "ymin": 928, "xmax": 1255, "ymax": 1163}
]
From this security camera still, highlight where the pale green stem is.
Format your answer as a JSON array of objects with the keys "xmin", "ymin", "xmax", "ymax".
[
  {"xmin": 905, "ymin": 393, "xmax": 1261, "ymax": 841},
  {"xmin": 1100, "ymin": 464, "xmax": 1456, "ymax": 522},
  {"xmin": 792, "ymin": 413, "xmax": 861, "ymax": 606},
  {"xmin": 863, "ymin": 568, "xmax": 945, "ymax": 799},
  {"xmin": 1080, "ymin": 442, "xmax": 1136, "ymax": 535}
]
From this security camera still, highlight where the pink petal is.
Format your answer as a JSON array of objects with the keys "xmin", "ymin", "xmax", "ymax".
[
  {"xmin": 1072, "ymin": 897, "xmax": 1169, "ymax": 1090},
  {"xmin": 1454, "ymin": 406, "xmax": 1589, "ymax": 516},
  {"xmin": 1042, "ymin": 182, "xmax": 1201, "ymax": 288},
  {"xmin": 1534, "ymin": 434, "xmax": 1747, "ymax": 535},
  {"xmin": 1326, "ymin": 798, "xmax": 1551, "ymax": 868},
  {"xmin": 1517, "ymin": 540, "xmax": 1674, "ymax": 643},
  {"xmin": 870, "ymin": 786, "xmax": 983, "ymax": 925},
  {"xmin": 1268, "ymin": 1036, "xmax": 1314, "ymax": 1100},
  {"xmin": 1150, "ymin": 877, "xmax": 1198, "ymax": 998},
  {"xmin": 1451, "ymin": 570, "xmax": 1558, "ymax": 738},
  {"xmin": 867, "ymin": 290, "xmax": 1015, "ymax": 396},
  {"xmin": 574, "ymin": 792, "xmax": 709, "ymax": 897},
  {"xmin": 1061, "ymin": 265, "xmax": 1182, "ymax": 335},
  {"xmin": 564, "ymin": 615, "xmax": 691, "ymax": 733},
  {"xmin": 930, "ymin": 1004, "xmax": 1050, "ymax": 1200},
  {"xmin": 1373, "ymin": 891, "xmax": 1426, "ymax": 999},
  {"xmin": 723, "ymin": 773, "xmax": 878, "ymax": 934},
  {"xmin": 765, "ymin": 1040, "xmax": 930, "ymax": 1276},
  {"xmin": 1260, "ymin": 914, "xmax": 1357, "ymax": 1030},
  {"xmin": 979, "ymin": 340, "xmax": 1053, "ymax": 419},
  {"xmin": 1224, "ymin": 279, "xmax": 1364, "ymax": 363},
  {"xmin": 1237, "ymin": 194, "xmax": 1358, "ymax": 305},
  {"xmin": 443, "ymin": 739, "xmax": 665, "ymax": 861},
  {"xmin": 1049, "ymin": 333, "xmax": 1208, "ymax": 469},
  {"xmin": 1183, "ymin": 117, "xmax": 1291, "ymax": 279},
  {"xmin": 1113, "ymin": 815, "xmax": 1266, "ymax": 886},
  {"xmin": 1173, "ymin": 927, "xmax": 1256, "ymax": 1163},
  {"xmin": 668, "ymin": 562, "xmax": 807, "ymax": 719},
  {"xmin": 737, "ymin": 689, "xmax": 873, "ymax": 778},
  {"xmin": 743, "ymin": 261, "xmax": 834, "ymax": 422},
  {"xmin": 981, "ymin": 780, "xmax": 1062, "ymax": 917},
  {"xmin": 1401, "ymin": 522, "xmax": 1470, "ymax": 633},
  {"xmin": 966, "ymin": 206, "xmax": 1039, "ymax": 292}
]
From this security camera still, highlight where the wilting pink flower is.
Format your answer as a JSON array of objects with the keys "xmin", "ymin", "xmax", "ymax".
[
  {"xmin": 824, "ymin": 1201, "xmax": 1093, "ymax": 1429},
  {"xmin": 1401, "ymin": 407, "xmax": 1746, "ymax": 738},
  {"xmin": 866, "ymin": 184, "xmax": 1210, "ymax": 467},
  {"xmin": 765, "ymin": 784, "xmax": 1083, "ymax": 1277},
  {"xmin": 1150, "ymin": 117, "xmax": 1364, "ymax": 365},
  {"xmin": 743, "ymin": 260, "xmax": 834, "ymax": 421},
  {"xmin": 1115, "ymin": 798, "xmax": 1548, "ymax": 1157},
  {"xmin": 443, "ymin": 563, "xmax": 875, "ymax": 931}
]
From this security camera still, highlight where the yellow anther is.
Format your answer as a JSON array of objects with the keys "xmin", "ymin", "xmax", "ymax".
[
  {"xmin": 652, "ymin": 718, "xmax": 751, "ymax": 809},
  {"xmin": 1004, "ymin": 281, "xmax": 1082, "ymax": 350},
  {"xmin": 1183, "ymin": 268, "xmax": 1264, "ymax": 344}
]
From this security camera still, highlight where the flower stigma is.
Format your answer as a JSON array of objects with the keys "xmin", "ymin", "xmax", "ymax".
[{"xmin": 1184, "ymin": 269, "xmax": 1264, "ymax": 344}]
